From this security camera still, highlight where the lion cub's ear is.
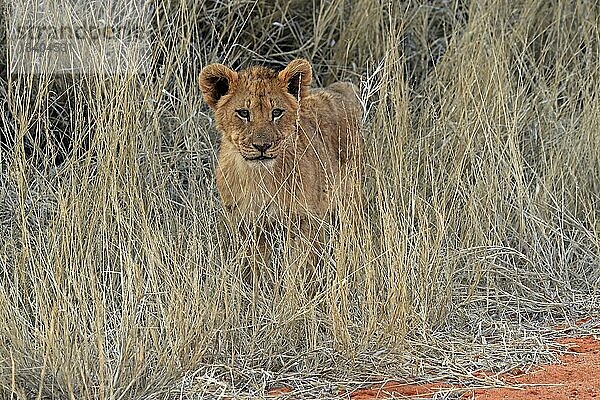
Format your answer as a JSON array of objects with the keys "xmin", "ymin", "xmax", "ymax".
[
  {"xmin": 199, "ymin": 64, "xmax": 238, "ymax": 109},
  {"xmin": 278, "ymin": 59, "xmax": 312, "ymax": 100}
]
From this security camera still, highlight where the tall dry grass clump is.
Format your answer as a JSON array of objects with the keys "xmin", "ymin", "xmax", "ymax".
[{"xmin": 1, "ymin": 0, "xmax": 599, "ymax": 398}]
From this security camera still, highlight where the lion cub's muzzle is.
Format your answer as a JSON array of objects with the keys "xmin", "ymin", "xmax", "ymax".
[{"xmin": 243, "ymin": 138, "xmax": 278, "ymax": 162}]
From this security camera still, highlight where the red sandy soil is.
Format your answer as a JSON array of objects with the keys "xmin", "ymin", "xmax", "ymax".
[
  {"xmin": 464, "ymin": 336, "xmax": 600, "ymax": 400},
  {"xmin": 267, "ymin": 335, "xmax": 600, "ymax": 400},
  {"xmin": 267, "ymin": 382, "xmax": 456, "ymax": 399},
  {"xmin": 267, "ymin": 387, "xmax": 293, "ymax": 396},
  {"xmin": 348, "ymin": 381, "xmax": 453, "ymax": 399}
]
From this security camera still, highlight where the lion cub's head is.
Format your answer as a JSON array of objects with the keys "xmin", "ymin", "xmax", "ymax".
[{"xmin": 199, "ymin": 59, "xmax": 312, "ymax": 164}]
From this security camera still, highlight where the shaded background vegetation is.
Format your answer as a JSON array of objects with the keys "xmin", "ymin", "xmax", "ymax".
[{"xmin": 1, "ymin": 0, "xmax": 599, "ymax": 398}]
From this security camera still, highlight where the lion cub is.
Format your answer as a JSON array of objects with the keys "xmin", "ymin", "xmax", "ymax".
[{"xmin": 199, "ymin": 59, "xmax": 362, "ymax": 273}]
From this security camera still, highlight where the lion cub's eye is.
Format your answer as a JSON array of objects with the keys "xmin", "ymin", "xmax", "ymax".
[
  {"xmin": 236, "ymin": 109, "xmax": 250, "ymax": 121},
  {"xmin": 272, "ymin": 108, "xmax": 285, "ymax": 121}
]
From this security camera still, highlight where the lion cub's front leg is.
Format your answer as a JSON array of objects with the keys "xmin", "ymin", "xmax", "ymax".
[
  {"xmin": 283, "ymin": 216, "xmax": 327, "ymax": 297},
  {"xmin": 222, "ymin": 207, "xmax": 273, "ymax": 286},
  {"xmin": 225, "ymin": 209, "xmax": 325, "ymax": 295}
]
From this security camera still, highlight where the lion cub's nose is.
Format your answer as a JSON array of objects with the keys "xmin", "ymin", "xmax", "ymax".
[{"xmin": 252, "ymin": 142, "xmax": 272, "ymax": 153}]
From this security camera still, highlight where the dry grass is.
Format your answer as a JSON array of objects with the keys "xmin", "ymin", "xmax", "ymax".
[{"xmin": 1, "ymin": 0, "xmax": 599, "ymax": 399}]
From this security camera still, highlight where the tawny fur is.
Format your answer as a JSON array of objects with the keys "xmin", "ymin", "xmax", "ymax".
[{"xmin": 199, "ymin": 59, "xmax": 363, "ymax": 229}]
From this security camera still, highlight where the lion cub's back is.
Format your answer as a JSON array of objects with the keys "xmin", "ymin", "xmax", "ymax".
[
  {"xmin": 325, "ymin": 82, "xmax": 361, "ymax": 110},
  {"xmin": 312, "ymin": 82, "xmax": 362, "ymax": 120},
  {"xmin": 305, "ymin": 82, "xmax": 362, "ymax": 166}
]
